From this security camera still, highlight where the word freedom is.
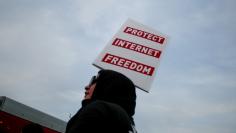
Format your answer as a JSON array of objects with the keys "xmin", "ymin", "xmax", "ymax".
[{"xmin": 102, "ymin": 53, "xmax": 154, "ymax": 76}]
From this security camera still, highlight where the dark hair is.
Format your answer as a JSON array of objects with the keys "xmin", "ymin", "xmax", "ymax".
[
  {"xmin": 91, "ymin": 69, "xmax": 136, "ymax": 117},
  {"xmin": 22, "ymin": 123, "xmax": 44, "ymax": 133}
]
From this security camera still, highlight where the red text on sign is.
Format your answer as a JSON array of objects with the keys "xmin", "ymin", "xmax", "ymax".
[
  {"xmin": 102, "ymin": 53, "xmax": 155, "ymax": 76},
  {"xmin": 112, "ymin": 38, "xmax": 162, "ymax": 58},
  {"xmin": 124, "ymin": 27, "xmax": 165, "ymax": 44}
]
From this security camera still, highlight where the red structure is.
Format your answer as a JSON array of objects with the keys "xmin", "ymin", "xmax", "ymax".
[{"xmin": 0, "ymin": 96, "xmax": 66, "ymax": 133}]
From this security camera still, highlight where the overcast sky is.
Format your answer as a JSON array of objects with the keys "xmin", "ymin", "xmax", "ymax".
[{"xmin": 1, "ymin": 0, "xmax": 236, "ymax": 133}]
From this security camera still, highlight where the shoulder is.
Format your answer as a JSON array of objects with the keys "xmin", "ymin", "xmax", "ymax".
[
  {"xmin": 89, "ymin": 101, "xmax": 133, "ymax": 130},
  {"xmin": 66, "ymin": 100, "xmax": 133, "ymax": 133},
  {"xmin": 86, "ymin": 100, "xmax": 126, "ymax": 113},
  {"xmin": 82, "ymin": 100, "xmax": 130, "ymax": 121}
]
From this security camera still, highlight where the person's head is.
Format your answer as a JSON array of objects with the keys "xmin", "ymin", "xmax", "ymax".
[
  {"xmin": 21, "ymin": 123, "xmax": 44, "ymax": 133},
  {"xmin": 83, "ymin": 69, "xmax": 136, "ymax": 117}
]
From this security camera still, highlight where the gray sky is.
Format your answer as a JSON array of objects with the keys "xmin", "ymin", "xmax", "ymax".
[{"xmin": 1, "ymin": 0, "xmax": 236, "ymax": 133}]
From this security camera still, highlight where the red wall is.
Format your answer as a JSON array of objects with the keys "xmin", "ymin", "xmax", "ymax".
[{"xmin": 0, "ymin": 111, "xmax": 60, "ymax": 133}]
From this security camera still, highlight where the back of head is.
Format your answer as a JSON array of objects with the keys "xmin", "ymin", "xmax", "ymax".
[{"xmin": 91, "ymin": 69, "xmax": 136, "ymax": 117}]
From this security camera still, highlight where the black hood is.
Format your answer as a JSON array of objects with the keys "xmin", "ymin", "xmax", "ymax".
[{"xmin": 90, "ymin": 69, "xmax": 136, "ymax": 117}]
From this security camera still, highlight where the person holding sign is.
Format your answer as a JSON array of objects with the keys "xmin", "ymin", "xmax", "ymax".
[{"xmin": 65, "ymin": 69, "xmax": 137, "ymax": 133}]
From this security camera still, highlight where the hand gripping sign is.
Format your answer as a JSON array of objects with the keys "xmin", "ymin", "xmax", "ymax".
[{"xmin": 93, "ymin": 19, "xmax": 168, "ymax": 92}]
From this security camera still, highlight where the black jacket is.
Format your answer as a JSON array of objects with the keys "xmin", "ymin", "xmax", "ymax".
[
  {"xmin": 66, "ymin": 100, "xmax": 136, "ymax": 133},
  {"xmin": 66, "ymin": 70, "xmax": 137, "ymax": 133}
]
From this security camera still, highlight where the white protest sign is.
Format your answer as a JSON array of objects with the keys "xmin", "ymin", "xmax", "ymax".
[{"xmin": 93, "ymin": 19, "xmax": 168, "ymax": 92}]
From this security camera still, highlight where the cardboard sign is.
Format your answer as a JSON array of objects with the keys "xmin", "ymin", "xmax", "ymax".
[{"xmin": 93, "ymin": 19, "xmax": 168, "ymax": 92}]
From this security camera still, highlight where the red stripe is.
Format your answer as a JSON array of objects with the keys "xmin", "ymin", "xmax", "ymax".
[{"xmin": 102, "ymin": 53, "xmax": 155, "ymax": 76}]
